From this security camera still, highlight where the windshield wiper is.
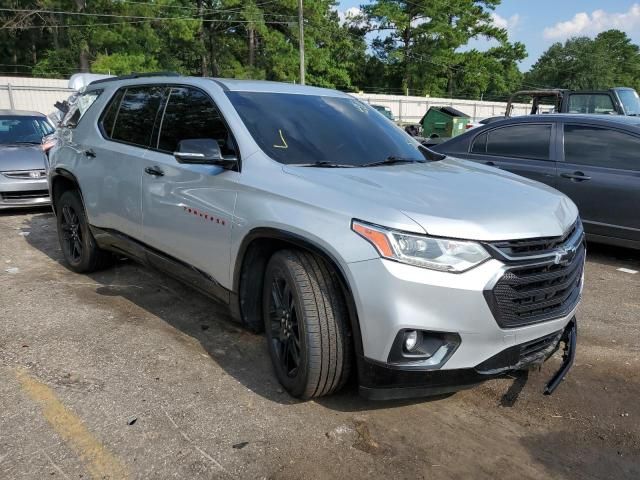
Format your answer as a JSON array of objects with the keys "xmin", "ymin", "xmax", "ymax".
[
  {"xmin": 360, "ymin": 156, "xmax": 426, "ymax": 168},
  {"xmin": 299, "ymin": 161, "xmax": 355, "ymax": 168}
]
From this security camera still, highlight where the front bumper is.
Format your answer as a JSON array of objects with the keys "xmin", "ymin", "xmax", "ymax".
[
  {"xmin": 0, "ymin": 174, "xmax": 50, "ymax": 209},
  {"xmin": 346, "ymin": 251, "xmax": 581, "ymax": 398},
  {"xmin": 358, "ymin": 318, "xmax": 577, "ymax": 400}
]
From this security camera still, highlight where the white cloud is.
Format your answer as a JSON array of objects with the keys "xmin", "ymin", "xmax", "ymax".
[
  {"xmin": 491, "ymin": 12, "xmax": 520, "ymax": 33},
  {"xmin": 336, "ymin": 6, "xmax": 366, "ymax": 27},
  {"xmin": 543, "ymin": 4, "xmax": 640, "ymax": 40}
]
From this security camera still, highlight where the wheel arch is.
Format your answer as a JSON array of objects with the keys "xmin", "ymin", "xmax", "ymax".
[
  {"xmin": 233, "ymin": 227, "xmax": 364, "ymax": 357},
  {"xmin": 50, "ymin": 168, "xmax": 84, "ymax": 215}
]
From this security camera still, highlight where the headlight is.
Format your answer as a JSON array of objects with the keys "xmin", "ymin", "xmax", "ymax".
[{"xmin": 352, "ymin": 220, "xmax": 490, "ymax": 272}]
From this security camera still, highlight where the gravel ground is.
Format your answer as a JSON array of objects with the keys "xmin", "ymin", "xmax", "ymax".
[{"xmin": 1, "ymin": 209, "xmax": 639, "ymax": 480}]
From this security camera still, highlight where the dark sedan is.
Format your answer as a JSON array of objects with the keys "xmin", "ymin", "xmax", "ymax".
[
  {"xmin": 432, "ymin": 114, "xmax": 640, "ymax": 249},
  {"xmin": 0, "ymin": 110, "xmax": 54, "ymax": 209}
]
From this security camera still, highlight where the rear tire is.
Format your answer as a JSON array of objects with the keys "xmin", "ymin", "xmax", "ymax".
[
  {"xmin": 263, "ymin": 249, "xmax": 352, "ymax": 399},
  {"xmin": 56, "ymin": 190, "xmax": 113, "ymax": 273}
]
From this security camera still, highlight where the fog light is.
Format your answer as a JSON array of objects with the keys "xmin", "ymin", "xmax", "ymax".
[
  {"xmin": 404, "ymin": 330, "xmax": 419, "ymax": 352},
  {"xmin": 388, "ymin": 329, "xmax": 461, "ymax": 367}
]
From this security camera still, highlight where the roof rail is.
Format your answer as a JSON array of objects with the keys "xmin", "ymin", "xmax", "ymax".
[{"xmin": 89, "ymin": 72, "xmax": 181, "ymax": 86}]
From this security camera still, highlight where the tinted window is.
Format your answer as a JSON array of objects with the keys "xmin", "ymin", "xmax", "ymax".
[
  {"xmin": 0, "ymin": 116, "xmax": 54, "ymax": 144},
  {"xmin": 564, "ymin": 124, "xmax": 640, "ymax": 171},
  {"xmin": 568, "ymin": 94, "xmax": 616, "ymax": 114},
  {"xmin": 100, "ymin": 90, "xmax": 124, "ymax": 138},
  {"xmin": 226, "ymin": 92, "xmax": 425, "ymax": 166},
  {"xmin": 470, "ymin": 132, "xmax": 487, "ymax": 153},
  {"xmin": 158, "ymin": 87, "xmax": 236, "ymax": 155},
  {"xmin": 110, "ymin": 86, "xmax": 164, "ymax": 147},
  {"xmin": 485, "ymin": 124, "xmax": 551, "ymax": 160}
]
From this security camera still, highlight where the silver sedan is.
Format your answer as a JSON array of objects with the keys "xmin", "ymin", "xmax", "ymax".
[{"xmin": 0, "ymin": 110, "xmax": 54, "ymax": 209}]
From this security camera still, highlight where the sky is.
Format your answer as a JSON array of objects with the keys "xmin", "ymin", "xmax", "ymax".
[{"xmin": 336, "ymin": 0, "xmax": 640, "ymax": 70}]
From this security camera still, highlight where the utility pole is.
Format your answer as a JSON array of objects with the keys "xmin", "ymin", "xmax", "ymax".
[{"xmin": 298, "ymin": 0, "xmax": 305, "ymax": 85}]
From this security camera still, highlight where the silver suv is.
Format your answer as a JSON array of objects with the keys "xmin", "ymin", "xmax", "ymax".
[{"xmin": 48, "ymin": 74, "xmax": 583, "ymax": 400}]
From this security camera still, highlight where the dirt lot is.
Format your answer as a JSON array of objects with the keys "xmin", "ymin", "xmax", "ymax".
[{"xmin": 1, "ymin": 209, "xmax": 639, "ymax": 480}]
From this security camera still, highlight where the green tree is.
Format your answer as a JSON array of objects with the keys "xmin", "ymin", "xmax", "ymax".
[
  {"xmin": 526, "ymin": 30, "xmax": 640, "ymax": 91},
  {"xmin": 363, "ymin": 0, "xmax": 520, "ymax": 96}
]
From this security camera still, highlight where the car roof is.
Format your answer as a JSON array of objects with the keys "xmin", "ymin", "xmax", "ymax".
[
  {"xmin": 0, "ymin": 109, "xmax": 45, "ymax": 117},
  {"xmin": 213, "ymin": 78, "xmax": 349, "ymax": 97},
  {"xmin": 86, "ymin": 74, "xmax": 349, "ymax": 98},
  {"xmin": 485, "ymin": 114, "xmax": 640, "ymax": 129}
]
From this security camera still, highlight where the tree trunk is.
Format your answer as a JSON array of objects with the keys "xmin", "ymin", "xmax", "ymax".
[
  {"xmin": 402, "ymin": 26, "xmax": 411, "ymax": 94},
  {"xmin": 197, "ymin": 0, "xmax": 209, "ymax": 76},
  {"xmin": 209, "ymin": 28, "xmax": 219, "ymax": 76},
  {"xmin": 248, "ymin": 27, "xmax": 255, "ymax": 68},
  {"xmin": 79, "ymin": 47, "xmax": 90, "ymax": 72}
]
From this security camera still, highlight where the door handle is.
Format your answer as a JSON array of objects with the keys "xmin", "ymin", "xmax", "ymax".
[
  {"xmin": 84, "ymin": 149, "xmax": 96, "ymax": 158},
  {"xmin": 561, "ymin": 172, "xmax": 591, "ymax": 182},
  {"xmin": 144, "ymin": 166, "xmax": 164, "ymax": 177},
  {"xmin": 485, "ymin": 161, "xmax": 496, "ymax": 166}
]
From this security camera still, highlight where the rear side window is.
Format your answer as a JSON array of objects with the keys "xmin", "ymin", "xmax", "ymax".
[
  {"xmin": 485, "ymin": 124, "xmax": 551, "ymax": 160},
  {"xmin": 470, "ymin": 132, "xmax": 487, "ymax": 153},
  {"xmin": 157, "ymin": 87, "xmax": 236, "ymax": 156},
  {"xmin": 564, "ymin": 124, "xmax": 640, "ymax": 171},
  {"xmin": 105, "ymin": 86, "xmax": 165, "ymax": 147},
  {"xmin": 568, "ymin": 94, "xmax": 616, "ymax": 114}
]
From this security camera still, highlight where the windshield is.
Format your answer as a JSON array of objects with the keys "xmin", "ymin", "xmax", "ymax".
[
  {"xmin": 0, "ymin": 116, "xmax": 54, "ymax": 145},
  {"xmin": 226, "ymin": 92, "xmax": 425, "ymax": 166},
  {"xmin": 616, "ymin": 89, "xmax": 640, "ymax": 116}
]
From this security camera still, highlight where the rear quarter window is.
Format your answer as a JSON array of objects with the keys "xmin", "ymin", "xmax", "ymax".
[
  {"xmin": 101, "ymin": 86, "xmax": 165, "ymax": 147},
  {"xmin": 484, "ymin": 124, "xmax": 552, "ymax": 160}
]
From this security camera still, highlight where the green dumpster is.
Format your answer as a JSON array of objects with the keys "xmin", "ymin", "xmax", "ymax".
[{"xmin": 419, "ymin": 106, "xmax": 470, "ymax": 143}]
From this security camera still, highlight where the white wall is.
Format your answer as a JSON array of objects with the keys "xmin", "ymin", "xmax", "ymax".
[
  {"xmin": 351, "ymin": 92, "xmax": 531, "ymax": 123},
  {"xmin": 0, "ymin": 76, "xmax": 71, "ymax": 114},
  {"xmin": 0, "ymin": 75, "xmax": 532, "ymax": 123}
]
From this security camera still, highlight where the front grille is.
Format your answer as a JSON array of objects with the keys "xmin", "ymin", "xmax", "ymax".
[
  {"xmin": 485, "ymin": 221, "xmax": 585, "ymax": 328},
  {"xmin": 1, "ymin": 190, "xmax": 49, "ymax": 200},
  {"xmin": 487, "ymin": 220, "xmax": 579, "ymax": 259},
  {"xmin": 2, "ymin": 170, "xmax": 46, "ymax": 180}
]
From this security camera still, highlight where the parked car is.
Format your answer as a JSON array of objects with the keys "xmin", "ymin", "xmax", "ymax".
[
  {"xmin": 370, "ymin": 104, "xmax": 395, "ymax": 121},
  {"xmin": 465, "ymin": 116, "xmax": 503, "ymax": 130},
  {"xmin": 0, "ymin": 110, "xmax": 55, "ymax": 209},
  {"xmin": 432, "ymin": 114, "xmax": 640, "ymax": 249},
  {"xmin": 505, "ymin": 88, "xmax": 640, "ymax": 117},
  {"xmin": 48, "ymin": 74, "xmax": 582, "ymax": 400}
]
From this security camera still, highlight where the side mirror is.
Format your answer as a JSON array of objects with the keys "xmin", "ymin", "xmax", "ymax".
[{"xmin": 174, "ymin": 138, "xmax": 237, "ymax": 169}]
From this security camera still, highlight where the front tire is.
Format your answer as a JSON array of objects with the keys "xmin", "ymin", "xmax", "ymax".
[
  {"xmin": 56, "ymin": 190, "xmax": 113, "ymax": 273},
  {"xmin": 263, "ymin": 250, "xmax": 352, "ymax": 399}
]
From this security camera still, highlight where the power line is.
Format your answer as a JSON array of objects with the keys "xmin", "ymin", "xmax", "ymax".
[{"xmin": 0, "ymin": 7, "xmax": 295, "ymax": 24}]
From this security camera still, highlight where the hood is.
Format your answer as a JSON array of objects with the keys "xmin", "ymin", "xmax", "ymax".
[
  {"xmin": 0, "ymin": 145, "xmax": 47, "ymax": 172},
  {"xmin": 284, "ymin": 157, "xmax": 578, "ymax": 241}
]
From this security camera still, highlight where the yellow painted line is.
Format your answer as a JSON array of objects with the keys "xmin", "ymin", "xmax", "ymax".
[{"xmin": 15, "ymin": 368, "xmax": 128, "ymax": 480}]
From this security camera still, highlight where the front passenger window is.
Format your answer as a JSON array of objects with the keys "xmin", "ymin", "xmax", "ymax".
[
  {"xmin": 157, "ymin": 87, "xmax": 237, "ymax": 156},
  {"xmin": 564, "ymin": 124, "xmax": 640, "ymax": 171}
]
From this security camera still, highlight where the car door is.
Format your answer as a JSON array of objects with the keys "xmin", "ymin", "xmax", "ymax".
[
  {"xmin": 141, "ymin": 85, "xmax": 240, "ymax": 289},
  {"xmin": 556, "ymin": 123, "xmax": 640, "ymax": 243},
  {"xmin": 77, "ymin": 85, "xmax": 165, "ymax": 241},
  {"xmin": 462, "ymin": 123, "xmax": 557, "ymax": 187}
]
